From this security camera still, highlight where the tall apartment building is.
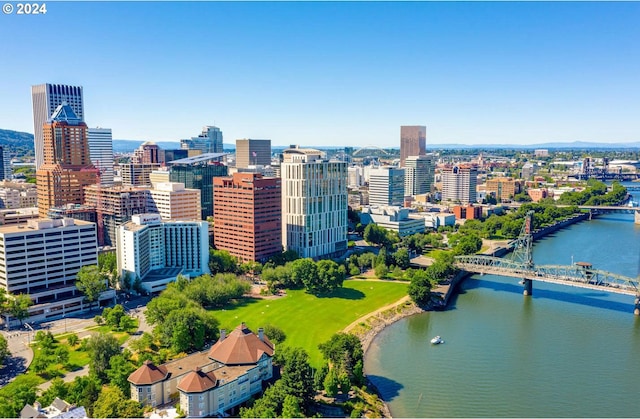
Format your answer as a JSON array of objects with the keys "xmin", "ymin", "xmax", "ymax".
[
  {"xmin": 0, "ymin": 181, "xmax": 37, "ymax": 209},
  {"xmin": 213, "ymin": 173, "xmax": 281, "ymax": 262},
  {"xmin": 441, "ymin": 166, "xmax": 478, "ymax": 204},
  {"xmin": 32, "ymin": 84, "xmax": 84, "ymax": 169},
  {"xmin": 0, "ymin": 146, "xmax": 11, "ymax": 180},
  {"xmin": 116, "ymin": 214, "xmax": 210, "ymax": 293},
  {"xmin": 404, "ymin": 155, "xmax": 436, "ymax": 196},
  {"xmin": 36, "ymin": 103, "xmax": 98, "ymax": 218},
  {"xmin": 84, "ymin": 185, "xmax": 148, "ymax": 246},
  {"xmin": 485, "ymin": 177, "xmax": 522, "ymax": 202},
  {"xmin": 347, "ymin": 166, "xmax": 364, "ymax": 188},
  {"xmin": 400, "ymin": 125, "xmax": 426, "ymax": 167},
  {"xmin": 369, "ymin": 166, "xmax": 405, "ymax": 206},
  {"xmin": 88, "ymin": 127, "xmax": 115, "ymax": 185},
  {"xmin": 147, "ymin": 182, "xmax": 201, "ymax": 221},
  {"xmin": 0, "ymin": 218, "xmax": 115, "ymax": 327},
  {"xmin": 181, "ymin": 126, "xmax": 223, "ymax": 154},
  {"xmin": 281, "ymin": 146, "xmax": 347, "ymax": 258},
  {"xmin": 121, "ymin": 163, "xmax": 161, "ymax": 187},
  {"xmin": 168, "ymin": 153, "xmax": 228, "ymax": 219},
  {"xmin": 235, "ymin": 139, "xmax": 271, "ymax": 169},
  {"xmin": 132, "ymin": 141, "xmax": 162, "ymax": 164}
]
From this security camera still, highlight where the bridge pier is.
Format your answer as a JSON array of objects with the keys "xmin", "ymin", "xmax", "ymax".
[
  {"xmin": 634, "ymin": 297, "xmax": 640, "ymax": 316},
  {"xmin": 635, "ymin": 210, "xmax": 640, "ymax": 225},
  {"xmin": 523, "ymin": 279, "xmax": 533, "ymax": 296}
]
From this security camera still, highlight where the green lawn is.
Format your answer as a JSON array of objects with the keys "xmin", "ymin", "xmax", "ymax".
[{"xmin": 211, "ymin": 279, "xmax": 408, "ymax": 367}]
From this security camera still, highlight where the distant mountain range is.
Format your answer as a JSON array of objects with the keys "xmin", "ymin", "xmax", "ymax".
[{"xmin": 1, "ymin": 128, "xmax": 639, "ymax": 152}]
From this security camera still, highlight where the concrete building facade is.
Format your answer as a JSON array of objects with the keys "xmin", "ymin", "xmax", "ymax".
[
  {"xmin": 281, "ymin": 146, "xmax": 348, "ymax": 258},
  {"xmin": 147, "ymin": 182, "xmax": 202, "ymax": 221},
  {"xmin": 368, "ymin": 166, "xmax": 405, "ymax": 206},
  {"xmin": 213, "ymin": 173, "xmax": 281, "ymax": 262},
  {"xmin": 117, "ymin": 214, "xmax": 210, "ymax": 293},
  {"xmin": 441, "ymin": 166, "xmax": 478, "ymax": 204},
  {"xmin": 0, "ymin": 218, "xmax": 114, "ymax": 327},
  {"xmin": 404, "ymin": 155, "xmax": 436, "ymax": 196}
]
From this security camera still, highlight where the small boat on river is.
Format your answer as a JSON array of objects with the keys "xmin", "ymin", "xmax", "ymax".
[{"xmin": 430, "ymin": 335, "xmax": 444, "ymax": 345}]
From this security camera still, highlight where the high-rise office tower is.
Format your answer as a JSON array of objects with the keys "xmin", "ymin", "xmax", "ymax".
[
  {"xmin": 400, "ymin": 125, "xmax": 426, "ymax": 167},
  {"xmin": 441, "ymin": 165, "xmax": 478, "ymax": 204},
  {"xmin": 32, "ymin": 84, "xmax": 84, "ymax": 169},
  {"xmin": 0, "ymin": 146, "xmax": 10, "ymax": 180},
  {"xmin": 214, "ymin": 173, "xmax": 281, "ymax": 262},
  {"xmin": 36, "ymin": 103, "xmax": 98, "ymax": 218},
  {"xmin": 235, "ymin": 139, "xmax": 271, "ymax": 169},
  {"xmin": 181, "ymin": 126, "xmax": 223, "ymax": 154},
  {"xmin": 88, "ymin": 128, "xmax": 114, "ymax": 185},
  {"xmin": 369, "ymin": 166, "xmax": 406, "ymax": 206},
  {"xmin": 281, "ymin": 146, "xmax": 347, "ymax": 258},
  {"xmin": 404, "ymin": 155, "xmax": 436, "ymax": 196},
  {"xmin": 132, "ymin": 141, "xmax": 162, "ymax": 164},
  {"xmin": 168, "ymin": 153, "xmax": 228, "ymax": 219}
]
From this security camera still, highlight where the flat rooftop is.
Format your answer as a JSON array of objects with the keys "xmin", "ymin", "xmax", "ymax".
[
  {"xmin": 142, "ymin": 267, "xmax": 184, "ymax": 283},
  {"xmin": 168, "ymin": 153, "xmax": 227, "ymax": 165}
]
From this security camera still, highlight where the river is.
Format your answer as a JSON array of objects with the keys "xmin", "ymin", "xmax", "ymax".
[{"xmin": 365, "ymin": 213, "xmax": 640, "ymax": 417}]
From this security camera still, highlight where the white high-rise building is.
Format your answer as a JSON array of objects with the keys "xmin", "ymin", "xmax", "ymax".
[
  {"xmin": 347, "ymin": 166, "xmax": 363, "ymax": 188},
  {"xmin": 281, "ymin": 146, "xmax": 348, "ymax": 258},
  {"xmin": 404, "ymin": 155, "xmax": 436, "ymax": 196},
  {"xmin": 0, "ymin": 218, "xmax": 115, "ymax": 327},
  {"xmin": 441, "ymin": 166, "xmax": 478, "ymax": 204},
  {"xmin": 147, "ymin": 182, "xmax": 202, "ymax": 221},
  {"xmin": 88, "ymin": 128, "xmax": 115, "ymax": 185},
  {"xmin": 32, "ymin": 84, "xmax": 84, "ymax": 169},
  {"xmin": 117, "ymin": 214, "xmax": 210, "ymax": 293},
  {"xmin": 369, "ymin": 166, "xmax": 405, "ymax": 206}
]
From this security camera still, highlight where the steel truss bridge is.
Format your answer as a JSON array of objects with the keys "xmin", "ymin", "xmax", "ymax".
[{"xmin": 454, "ymin": 211, "xmax": 640, "ymax": 314}]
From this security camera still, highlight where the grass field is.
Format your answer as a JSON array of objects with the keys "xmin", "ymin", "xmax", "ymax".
[{"xmin": 211, "ymin": 279, "xmax": 408, "ymax": 367}]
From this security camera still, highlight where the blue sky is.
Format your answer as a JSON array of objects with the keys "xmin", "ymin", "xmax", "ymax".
[{"xmin": 1, "ymin": 1, "xmax": 639, "ymax": 147}]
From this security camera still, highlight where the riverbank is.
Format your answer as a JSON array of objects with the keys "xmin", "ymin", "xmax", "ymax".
[{"xmin": 359, "ymin": 212, "xmax": 592, "ymax": 417}]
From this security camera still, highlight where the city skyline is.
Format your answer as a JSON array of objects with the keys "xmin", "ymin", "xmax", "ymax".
[{"xmin": 1, "ymin": 2, "xmax": 639, "ymax": 147}]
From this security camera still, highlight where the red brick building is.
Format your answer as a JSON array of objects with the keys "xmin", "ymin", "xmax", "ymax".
[
  {"xmin": 453, "ymin": 204, "xmax": 482, "ymax": 220},
  {"xmin": 213, "ymin": 173, "xmax": 281, "ymax": 262}
]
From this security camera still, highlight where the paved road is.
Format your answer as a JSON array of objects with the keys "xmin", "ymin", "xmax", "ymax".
[{"xmin": 1, "ymin": 294, "xmax": 153, "ymax": 389}]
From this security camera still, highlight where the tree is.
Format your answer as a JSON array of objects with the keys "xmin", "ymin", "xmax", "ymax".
[
  {"xmin": 262, "ymin": 324, "xmax": 286, "ymax": 345},
  {"xmin": 281, "ymin": 395, "xmax": 305, "ymax": 418},
  {"xmin": 279, "ymin": 347, "xmax": 315, "ymax": 411},
  {"xmin": 208, "ymin": 249, "xmax": 238, "ymax": 274},
  {"xmin": 93, "ymin": 386, "xmax": 143, "ymax": 418},
  {"xmin": 0, "ymin": 334, "xmax": 8, "ymax": 366},
  {"xmin": 76, "ymin": 265, "xmax": 108, "ymax": 311},
  {"xmin": 289, "ymin": 258, "xmax": 318, "ymax": 290},
  {"xmin": 39, "ymin": 377, "xmax": 69, "ymax": 406},
  {"xmin": 86, "ymin": 333, "xmax": 121, "ymax": 382},
  {"xmin": 67, "ymin": 333, "xmax": 79, "ymax": 347},
  {"xmin": 374, "ymin": 263, "xmax": 388, "ymax": 278},
  {"xmin": 66, "ymin": 375, "xmax": 102, "ymax": 415},
  {"xmin": 313, "ymin": 260, "xmax": 346, "ymax": 294},
  {"xmin": 107, "ymin": 354, "xmax": 137, "ymax": 397},
  {"xmin": 393, "ymin": 248, "xmax": 410, "ymax": 269},
  {"xmin": 8, "ymin": 294, "xmax": 33, "ymax": 325},
  {"xmin": 408, "ymin": 269, "xmax": 433, "ymax": 306},
  {"xmin": 323, "ymin": 369, "xmax": 340, "ymax": 397},
  {"xmin": 318, "ymin": 333, "xmax": 364, "ymax": 385}
]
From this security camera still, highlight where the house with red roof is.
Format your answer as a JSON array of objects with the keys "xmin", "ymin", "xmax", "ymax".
[{"xmin": 128, "ymin": 323, "xmax": 274, "ymax": 417}]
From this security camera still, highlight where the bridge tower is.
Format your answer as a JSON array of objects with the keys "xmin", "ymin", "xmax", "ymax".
[{"xmin": 511, "ymin": 210, "xmax": 535, "ymax": 295}]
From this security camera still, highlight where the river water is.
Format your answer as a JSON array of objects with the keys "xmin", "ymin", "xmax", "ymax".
[{"xmin": 365, "ymin": 213, "xmax": 640, "ymax": 417}]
